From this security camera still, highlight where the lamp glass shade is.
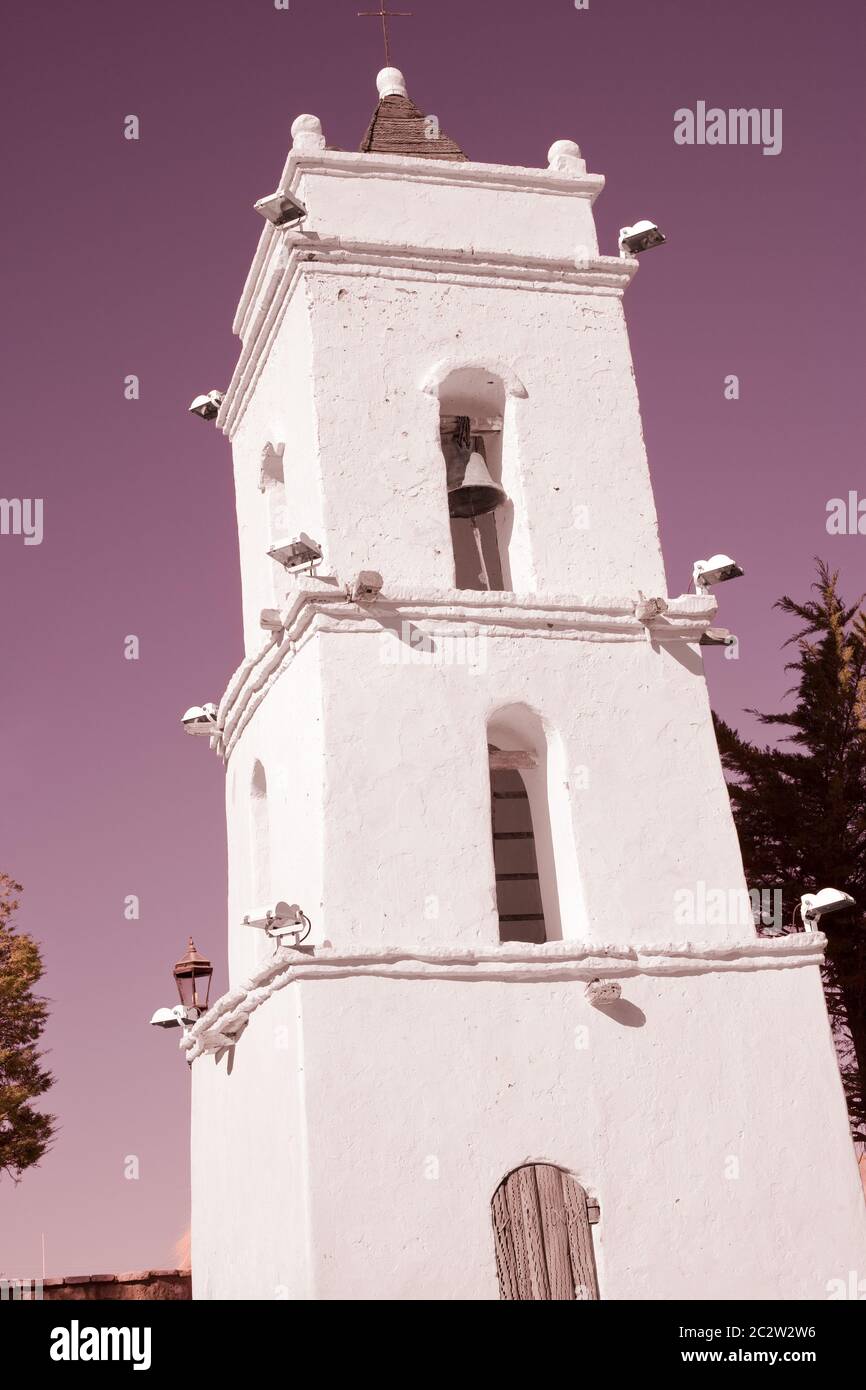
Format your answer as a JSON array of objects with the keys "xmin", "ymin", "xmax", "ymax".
[{"xmin": 173, "ymin": 937, "xmax": 213, "ymax": 1012}]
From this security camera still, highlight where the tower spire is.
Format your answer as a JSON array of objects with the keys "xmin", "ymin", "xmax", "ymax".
[
  {"xmin": 357, "ymin": 3, "xmax": 413, "ymax": 68},
  {"xmin": 360, "ymin": 67, "xmax": 468, "ymax": 161}
]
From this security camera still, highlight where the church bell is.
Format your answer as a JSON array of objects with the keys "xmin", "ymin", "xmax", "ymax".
[{"xmin": 442, "ymin": 416, "xmax": 507, "ymax": 519}]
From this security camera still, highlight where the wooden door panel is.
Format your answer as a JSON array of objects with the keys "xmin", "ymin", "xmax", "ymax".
[{"xmin": 492, "ymin": 1164, "xmax": 600, "ymax": 1301}]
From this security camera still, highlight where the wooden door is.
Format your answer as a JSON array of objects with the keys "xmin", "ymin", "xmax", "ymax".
[{"xmin": 491, "ymin": 1164, "xmax": 600, "ymax": 1300}]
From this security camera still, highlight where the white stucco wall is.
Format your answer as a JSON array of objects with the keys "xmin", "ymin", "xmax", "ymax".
[
  {"xmin": 225, "ymin": 635, "xmax": 325, "ymax": 985},
  {"xmin": 230, "ymin": 284, "xmax": 325, "ymax": 654},
  {"xmin": 317, "ymin": 626, "xmax": 746, "ymax": 949},
  {"xmin": 289, "ymin": 153, "xmax": 602, "ymax": 264},
  {"xmin": 191, "ymin": 984, "xmax": 310, "ymax": 1301},
  {"xmin": 221, "ymin": 143, "xmax": 661, "ymax": 654},
  {"xmin": 190, "ymin": 91, "xmax": 865, "ymax": 1303},
  {"xmin": 192, "ymin": 954, "xmax": 866, "ymax": 1300},
  {"xmin": 305, "ymin": 268, "xmax": 666, "ymax": 599}
]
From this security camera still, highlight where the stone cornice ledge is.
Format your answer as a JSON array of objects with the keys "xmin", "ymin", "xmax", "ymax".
[
  {"xmin": 285, "ymin": 149, "xmax": 607, "ymax": 200},
  {"xmin": 213, "ymin": 589, "xmax": 718, "ymax": 760},
  {"xmin": 233, "ymin": 149, "xmax": 606, "ymax": 335},
  {"xmin": 182, "ymin": 935, "xmax": 825, "ymax": 1062},
  {"xmin": 221, "ymin": 240, "xmax": 633, "ymax": 435}
]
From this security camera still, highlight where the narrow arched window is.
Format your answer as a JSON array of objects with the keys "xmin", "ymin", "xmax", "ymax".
[
  {"xmin": 491, "ymin": 1165, "xmax": 600, "ymax": 1301},
  {"xmin": 487, "ymin": 705, "xmax": 574, "ymax": 943},
  {"xmin": 250, "ymin": 760, "xmax": 271, "ymax": 905},
  {"xmin": 490, "ymin": 752, "xmax": 546, "ymax": 944},
  {"xmin": 260, "ymin": 442, "xmax": 287, "ymax": 548}
]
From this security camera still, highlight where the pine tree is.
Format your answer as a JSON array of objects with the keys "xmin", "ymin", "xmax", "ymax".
[
  {"xmin": 714, "ymin": 560, "xmax": 866, "ymax": 1140},
  {"xmin": 0, "ymin": 875, "xmax": 56, "ymax": 1181}
]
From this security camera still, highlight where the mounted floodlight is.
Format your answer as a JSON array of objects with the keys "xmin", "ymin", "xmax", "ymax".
[
  {"xmin": 181, "ymin": 703, "xmax": 219, "ymax": 737},
  {"xmin": 243, "ymin": 901, "xmax": 312, "ymax": 945},
  {"xmin": 693, "ymin": 554, "xmax": 744, "ymax": 590},
  {"xmin": 254, "ymin": 189, "xmax": 307, "ymax": 227},
  {"xmin": 700, "ymin": 627, "xmax": 737, "ymax": 647},
  {"xmin": 268, "ymin": 534, "xmax": 322, "ymax": 572},
  {"xmin": 799, "ymin": 888, "xmax": 856, "ymax": 931},
  {"xmin": 150, "ymin": 1003, "xmax": 199, "ymax": 1030},
  {"xmin": 351, "ymin": 571, "xmax": 384, "ymax": 603},
  {"xmin": 585, "ymin": 979, "xmax": 622, "ymax": 1006},
  {"xmin": 188, "ymin": 390, "xmax": 224, "ymax": 421},
  {"xmin": 150, "ymin": 1006, "xmax": 181, "ymax": 1029},
  {"xmin": 260, "ymin": 608, "xmax": 284, "ymax": 632},
  {"xmin": 618, "ymin": 220, "xmax": 666, "ymax": 256}
]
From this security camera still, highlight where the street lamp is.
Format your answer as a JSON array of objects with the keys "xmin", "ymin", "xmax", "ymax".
[{"xmin": 173, "ymin": 938, "xmax": 213, "ymax": 1016}]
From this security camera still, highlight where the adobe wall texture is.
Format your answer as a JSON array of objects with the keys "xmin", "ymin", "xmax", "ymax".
[
  {"xmin": 40, "ymin": 1270, "xmax": 191, "ymax": 1301},
  {"xmin": 191, "ymin": 953, "xmax": 866, "ymax": 1300}
]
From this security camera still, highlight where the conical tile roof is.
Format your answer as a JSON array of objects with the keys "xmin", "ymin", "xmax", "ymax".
[{"xmin": 360, "ymin": 68, "xmax": 468, "ymax": 162}]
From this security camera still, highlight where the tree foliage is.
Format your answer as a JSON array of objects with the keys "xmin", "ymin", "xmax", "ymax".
[
  {"xmin": 0, "ymin": 875, "xmax": 55, "ymax": 1181},
  {"xmin": 714, "ymin": 560, "xmax": 866, "ymax": 1139}
]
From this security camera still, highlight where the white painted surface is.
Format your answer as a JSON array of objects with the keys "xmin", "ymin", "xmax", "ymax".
[
  {"xmin": 224, "ymin": 249, "xmax": 659, "ymax": 646},
  {"xmin": 192, "ymin": 956, "xmax": 866, "ymax": 1300},
  {"xmin": 225, "ymin": 635, "xmax": 325, "ymax": 983},
  {"xmin": 191, "ymin": 77, "xmax": 866, "ymax": 1299},
  {"xmin": 216, "ymin": 619, "xmax": 745, "ymax": 962},
  {"xmin": 376, "ymin": 67, "xmax": 408, "ymax": 99}
]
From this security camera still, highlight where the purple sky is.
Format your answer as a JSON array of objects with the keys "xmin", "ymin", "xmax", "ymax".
[{"xmin": 1, "ymin": 0, "xmax": 864, "ymax": 1278}]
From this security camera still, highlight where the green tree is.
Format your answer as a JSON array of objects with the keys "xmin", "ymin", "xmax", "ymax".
[
  {"xmin": 0, "ymin": 875, "xmax": 55, "ymax": 1181},
  {"xmin": 714, "ymin": 560, "xmax": 866, "ymax": 1141}
]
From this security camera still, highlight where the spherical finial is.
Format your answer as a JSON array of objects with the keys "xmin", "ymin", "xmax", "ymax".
[
  {"xmin": 548, "ymin": 140, "xmax": 586, "ymax": 175},
  {"xmin": 291, "ymin": 113, "xmax": 326, "ymax": 153},
  {"xmin": 377, "ymin": 67, "xmax": 408, "ymax": 99}
]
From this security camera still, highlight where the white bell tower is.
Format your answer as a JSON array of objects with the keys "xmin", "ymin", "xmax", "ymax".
[{"xmin": 188, "ymin": 68, "xmax": 866, "ymax": 1301}]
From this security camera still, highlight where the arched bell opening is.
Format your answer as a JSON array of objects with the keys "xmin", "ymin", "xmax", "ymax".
[{"xmin": 436, "ymin": 369, "xmax": 513, "ymax": 592}]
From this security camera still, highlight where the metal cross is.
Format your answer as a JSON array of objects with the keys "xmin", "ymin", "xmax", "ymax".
[{"xmin": 357, "ymin": 2, "xmax": 413, "ymax": 69}]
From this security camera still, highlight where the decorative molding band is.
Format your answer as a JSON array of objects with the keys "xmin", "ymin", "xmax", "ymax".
[
  {"xmin": 233, "ymin": 149, "xmax": 606, "ymax": 335},
  {"xmin": 220, "ymin": 240, "xmax": 635, "ymax": 435},
  {"xmin": 213, "ymin": 588, "xmax": 718, "ymax": 761},
  {"xmin": 182, "ymin": 934, "xmax": 826, "ymax": 1063},
  {"xmin": 285, "ymin": 149, "xmax": 607, "ymax": 200}
]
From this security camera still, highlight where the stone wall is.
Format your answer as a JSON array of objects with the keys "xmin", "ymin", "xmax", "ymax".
[{"xmin": 41, "ymin": 1269, "xmax": 191, "ymax": 1300}]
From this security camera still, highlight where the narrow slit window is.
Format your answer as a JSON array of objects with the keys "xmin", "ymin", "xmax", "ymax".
[
  {"xmin": 490, "ymin": 754, "xmax": 547, "ymax": 945},
  {"xmin": 260, "ymin": 442, "xmax": 287, "ymax": 544},
  {"xmin": 249, "ymin": 760, "xmax": 272, "ymax": 967},
  {"xmin": 250, "ymin": 760, "xmax": 271, "ymax": 904}
]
